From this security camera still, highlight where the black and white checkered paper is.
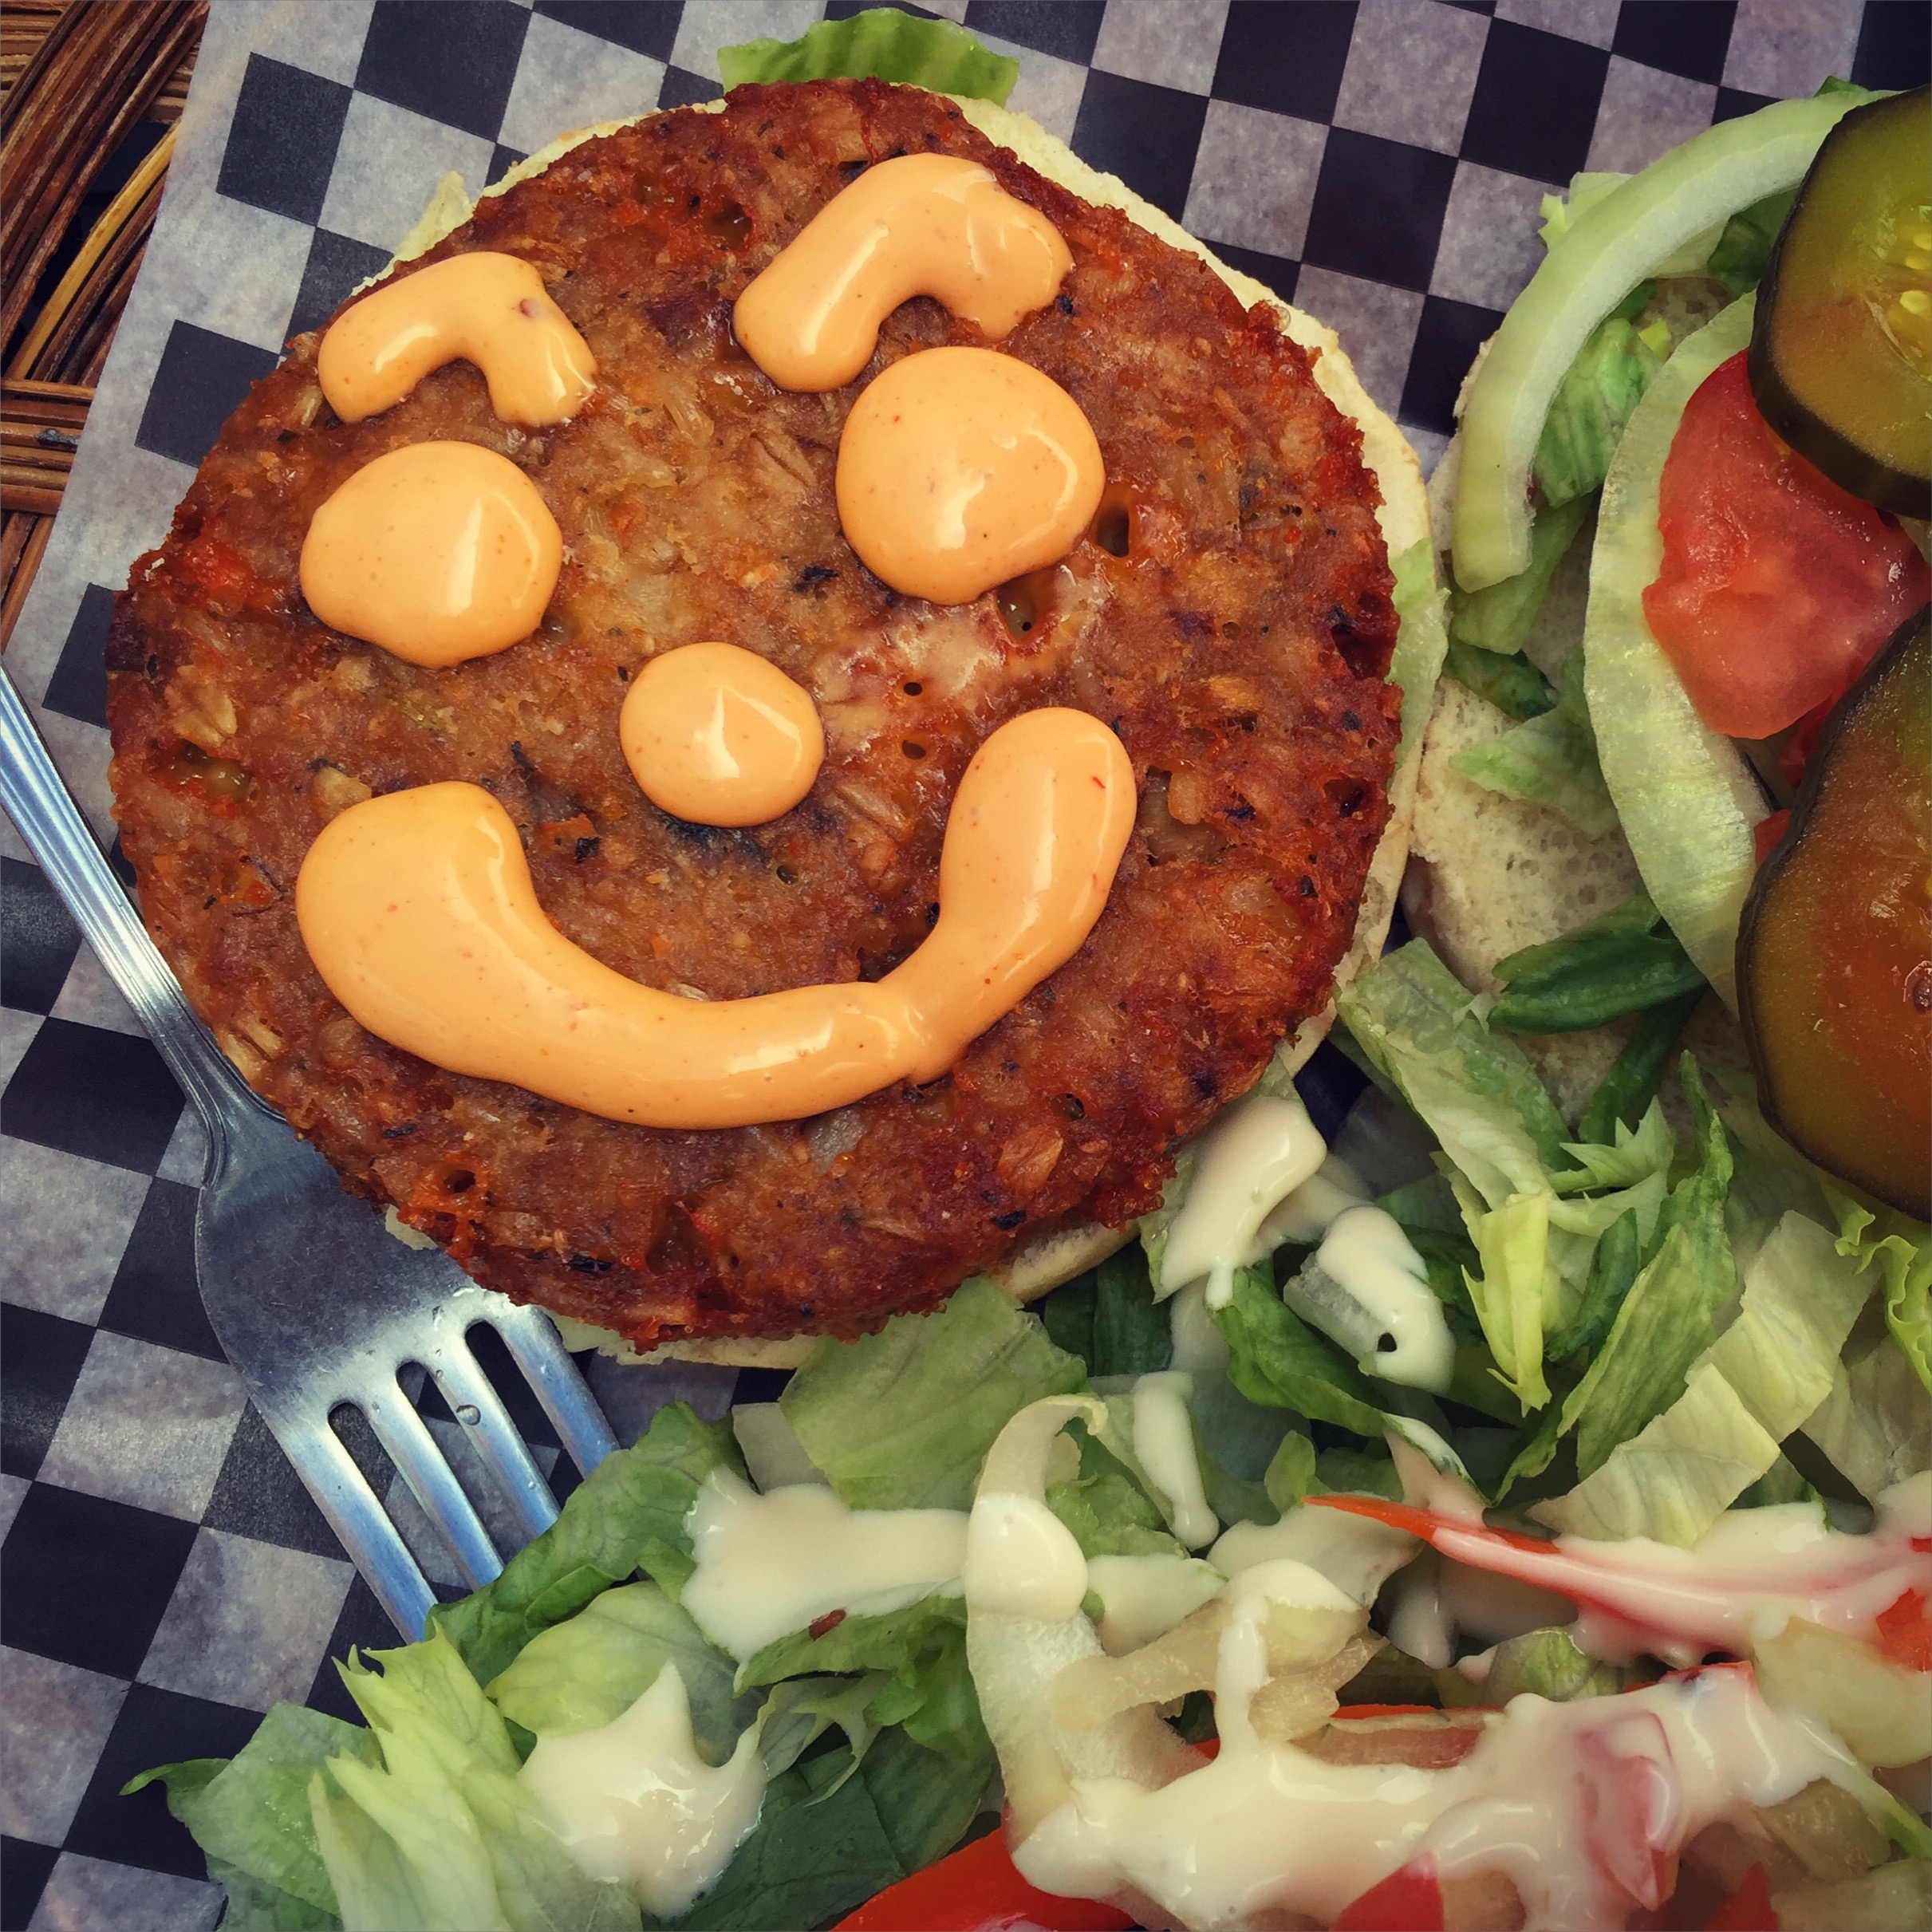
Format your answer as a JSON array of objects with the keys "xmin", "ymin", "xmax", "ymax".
[{"xmin": 2, "ymin": 4, "xmax": 1926, "ymax": 1925}]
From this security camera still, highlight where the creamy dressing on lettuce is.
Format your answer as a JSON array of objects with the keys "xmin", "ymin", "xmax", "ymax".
[
  {"xmin": 682, "ymin": 1469, "xmax": 967, "ymax": 1659},
  {"xmin": 1130, "ymin": 1370, "xmax": 1219, "ymax": 1548},
  {"xmin": 521, "ymin": 1665, "xmax": 766, "ymax": 1915}
]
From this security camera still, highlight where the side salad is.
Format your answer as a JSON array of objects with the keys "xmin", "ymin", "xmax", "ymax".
[{"xmin": 128, "ymin": 26, "xmax": 1930, "ymax": 1932}]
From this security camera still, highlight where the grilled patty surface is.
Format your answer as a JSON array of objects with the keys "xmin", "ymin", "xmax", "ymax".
[{"xmin": 107, "ymin": 80, "xmax": 1399, "ymax": 1348}]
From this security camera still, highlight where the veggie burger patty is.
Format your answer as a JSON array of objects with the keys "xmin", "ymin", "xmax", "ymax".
[{"xmin": 105, "ymin": 80, "xmax": 1399, "ymax": 1350}]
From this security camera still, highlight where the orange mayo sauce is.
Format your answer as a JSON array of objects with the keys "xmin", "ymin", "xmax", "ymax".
[
  {"xmin": 733, "ymin": 153, "xmax": 1072, "ymax": 393},
  {"xmin": 620, "ymin": 643, "xmax": 825, "ymax": 826},
  {"xmin": 299, "ymin": 442, "xmax": 562, "ymax": 668},
  {"xmin": 836, "ymin": 347, "xmax": 1104, "ymax": 605},
  {"xmin": 317, "ymin": 251, "xmax": 596, "ymax": 425},
  {"xmin": 295, "ymin": 708, "xmax": 1134, "ymax": 1129}
]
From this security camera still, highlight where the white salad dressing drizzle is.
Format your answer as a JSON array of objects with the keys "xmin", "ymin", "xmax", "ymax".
[
  {"xmin": 1210, "ymin": 1504, "xmax": 1417, "ymax": 1608},
  {"xmin": 1130, "ymin": 1371, "xmax": 1219, "ymax": 1549},
  {"xmin": 1085, "ymin": 1555, "xmax": 1226, "ymax": 1653},
  {"xmin": 1284, "ymin": 1205, "xmax": 1455, "ymax": 1392},
  {"xmin": 1013, "ymin": 1658, "xmax": 1835, "ymax": 1930},
  {"xmin": 1158, "ymin": 1092, "xmax": 1328, "ymax": 1306},
  {"xmin": 964, "ymin": 1492, "xmax": 1090, "ymax": 1619},
  {"xmin": 681, "ymin": 1469, "xmax": 966, "ymax": 1660},
  {"xmin": 1259, "ymin": 1154, "xmax": 1371, "ymax": 1246},
  {"xmin": 520, "ymin": 1665, "xmax": 767, "ymax": 1917},
  {"xmin": 1166, "ymin": 1278, "xmax": 1229, "ymax": 1376}
]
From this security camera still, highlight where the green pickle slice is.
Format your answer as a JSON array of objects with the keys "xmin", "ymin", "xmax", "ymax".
[
  {"xmin": 1737, "ymin": 609, "xmax": 1932, "ymax": 1220},
  {"xmin": 1749, "ymin": 85, "xmax": 1932, "ymax": 518}
]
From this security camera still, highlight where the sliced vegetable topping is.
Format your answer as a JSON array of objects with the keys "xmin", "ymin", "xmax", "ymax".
[
  {"xmin": 1453, "ymin": 88, "xmax": 1871, "ymax": 591},
  {"xmin": 1749, "ymin": 85, "xmax": 1932, "ymax": 518},
  {"xmin": 1643, "ymin": 352, "xmax": 1930, "ymax": 739},
  {"xmin": 1737, "ymin": 608, "xmax": 1932, "ymax": 1219},
  {"xmin": 1583, "ymin": 295, "xmax": 1770, "ymax": 1003}
]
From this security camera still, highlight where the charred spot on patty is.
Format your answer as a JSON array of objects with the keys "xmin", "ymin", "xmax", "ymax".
[{"xmin": 105, "ymin": 79, "xmax": 1398, "ymax": 1350}]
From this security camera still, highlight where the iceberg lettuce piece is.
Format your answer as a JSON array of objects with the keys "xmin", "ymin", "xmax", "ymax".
[
  {"xmin": 485, "ymin": 1581, "xmax": 747, "ymax": 1760},
  {"xmin": 1488, "ymin": 894, "xmax": 1705, "ymax": 1038},
  {"xmin": 782, "ymin": 1277, "xmax": 1087, "ymax": 1512},
  {"xmin": 1803, "ymin": 1323, "xmax": 1932, "ymax": 1503},
  {"xmin": 718, "ymin": 8, "xmax": 1018, "ymax": 102},
  {"xmin": 1389, "ymin": 537, "xmax": 1449, "ymax": 761},
  {"xmin": 313, "ymin": 1630, "xmax": 640, "ymax": 1932},
  {"xmin": 1446, "ymin": 492, "xmax": 1590, "ymax": 660},
  {"xmin": 1829, "ymin": 1191, "xmax": 1932, "ymax": 1392},
  {"xmin": 1453, "ymin": 647, "xmax": 1619, "ymax": 838},
  {"xmin": 429, "ymin": 1402, "xmax": 743, "ymax": 1686},
  {"xmin": 1536, "ymin": 1212, "xmax": 1871, "ymax": 1544},
  {"xmin": 1582, "ymin": 294, "xmax": 1769, "ymax": 1003},
  {"xmin": 1534, "ymin": 317, "xmax": 1665, "ymax": 507}
]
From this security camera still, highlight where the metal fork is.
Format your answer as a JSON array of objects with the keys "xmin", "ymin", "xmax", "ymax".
[{"xmin": 1, "ymin": 668, "xmax": 617, "ymax": 1639}]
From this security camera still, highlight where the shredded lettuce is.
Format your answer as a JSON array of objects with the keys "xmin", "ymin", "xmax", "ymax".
[
  {"xmin": 1536, "ymin": 1211, "xmax": 1870, "ymax": 1544},
  {"xmin": 1441, "ymin": 638, "xmax": 1558, "ymax": 720},
  {"xmin": 1830, "ymin": 1191, "xmax": 1932, "ymax": 1392},
  {"xmin": 1338, "ymin": 941, "xmax": 1570, "ymax": 1204},
  {"xmin": 1534, "ymin": 317, "xmax": 1665, "ymax": 507},
  {"xmin": 1707, "ymin": 186, "xmax": 1797, "ymax": 294},
  {"xmin": 429, "ymin": 1402, "xmax": 742, "ymax": 1686},
  {"xmin": 1488, "ymin": 893, "xmax": 1706, "ymax": 1036},
  {"xmin": 311, "ymin": 1630, "xmax": 640, "ymax": 1932},
  {"xmin": 1452, "ymin": 646, "xmax": 1619, "ymax": 838},
  {"xmin": 1039, "ymin": 1248, "xmax": 1171, "ymax": 1379},
  {"xmin": 1446, "ymin": 492, "xmax": 1590, "ymax": 660},
  {"xmin": 1213, "ymin": 1264, "xmax": 1390, "ymax": 1436},
  {"xmin": 781, "ymin": 1277, "xmax": 1086, "ymax": 1512},
  {"xmin": 1389, "ymin": 537, "xmax": 1449, "ymax": 760},
  {"xmin": 718, "ymin": 8, "xmax": 1017, "ymax": 104},
  {"xmin": 485, "ymin": 1582, "xmax": 748, "ymax": 1760},
  {"xmin": 1803, "ymin": 1320, "xmax": 1932, "ymax": 1502}
]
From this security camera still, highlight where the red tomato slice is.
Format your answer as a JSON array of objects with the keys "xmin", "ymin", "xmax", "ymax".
[
  {"xmin": 1705, "ymin": 1862, "xmax": 1778, "ymax": 1930},
  {"xmin": 834, "ymin": 1828, "xmax": 1134, "ymax": 1932},
  {"xmin": 1333, "ymin": 1856, "xmax": 1445, "ymax": 1932},
  {"xmin": 1753, "ymin": 809, "xmax": 1792, "ymax": 867},
  {"xmin": 1642, "ymin": 353, "xmax": 1930, "ymax": 740},
  {"xmin": 1875, "ymin": 1586, "xmax": 1931, "ymax": 1674}
]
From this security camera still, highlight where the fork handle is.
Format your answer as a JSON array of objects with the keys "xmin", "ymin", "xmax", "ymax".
[{"xmin": 0, "ymin": 666, "xmax": 262, "ymax": 1140}]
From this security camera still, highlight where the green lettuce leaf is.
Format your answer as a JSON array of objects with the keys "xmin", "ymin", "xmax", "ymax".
[
  {"xmin": 1442, "ymin": 638, "xmax": 1558, "ymax": 721},
  {"xmin": 1537, "ymin": 1210, "xmax": 1868, "ymax": 1544},
  {"xmin": 203, "ymin": 1859, "xmax": 340, "ymax": 1930},
  {"xmin": 1446, "ymin": 492, "xmax": 1590, "ymax": 660},
  {"xmin": 1803, "ymin": 1318, "xmax": 1932, "ymax": 1503},
  {"xmin": 124, "ymin": 1706, "xmax": 369, "ymax": 1920},
  {"xmin": 755, "ymin": 1674, "xmax": 887, "ymax": 1787},
  {"xmin": 314, "ymin": 1630, "xmax": 639, "ymax": 1932},
  {"xmin": 1534, "ymin": 315, "xmax": 1665, "ymax": 507},
  {"xmin": 485, "ymin": 1581, "xmax": 747, "ymax": 1762},
  {"xmin": 1452, "ymin": 646, "xmax": 1619, "ymax": 839},
  {"xmin": 1390, "ymin": 537, "xmax": 1449, "ymax": 760},
  {"xmin": 1482, "ymin": 1626, "xmax": 1624, "ymax": 1703},
  {"xmin": 1212, "ymin": 1264, "xmax": 1389, "ymax": 1435},
  {"xmin": 718, "ymin": 8, "xmax": 1017, "ymax": 104},
  {"xmin": 782, "ymin": 1276, "xmax": 1086, "ymax": 1511},
  {"xmin": 1829, "ymin": 1190, "xmax": 1932, "ymax": 1391},
  {"xmin": 1575, "ymin": 988, "xmax": 1704, "ymax": 1144},
  {"xmin": 1488, "ymin": 894, "xmax": 1706, "ymax": 1036},
  {"xmin": 1039, "ymin": 1248, "xmax": 1171, "ymax": 1378},
  {"xmin": 1338, "ymin": 940, "xmax": 1570, "ymax": 1206},
  {"xmin": 1559, "ymin": 1063, "xmax": 1734, "ymax": 1478},
  {"xmin": 429, "ymin": 1402, "xmax": 743, "ymax": 1688},
  {"xmin": 1047, "ymin": 1423, "xmax": 1186, "ymax": 1559},
  {"xmin": 1707, "ymin": 186, "xmax": 1797, "ymax": 294}
]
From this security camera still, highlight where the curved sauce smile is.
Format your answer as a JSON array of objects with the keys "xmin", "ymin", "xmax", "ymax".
[{"xmin": 296, "ymin": 709, "xmax": 1134, "ymax": 1129}]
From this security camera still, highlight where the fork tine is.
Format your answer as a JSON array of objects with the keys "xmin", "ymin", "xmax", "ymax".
[
  {"xmin": 483, "ymin": 1301, "xmax": 620, "ymax": 1477},
  {"xmin": 363, "ymin": 1380, "xmax": 503, "ymax": 1592},
  {"xmin": 293, "ymin": 1410, "xmax": 438, "ymax": 1641},
  {"xmin": 424, "ymin": 1335, "xmax": 558, "ymax": 1546}
]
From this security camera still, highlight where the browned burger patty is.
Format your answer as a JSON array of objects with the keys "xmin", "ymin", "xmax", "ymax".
[{"xmin": 106, "ymin": 79, "xmax": 1399, "ymax": 1350}]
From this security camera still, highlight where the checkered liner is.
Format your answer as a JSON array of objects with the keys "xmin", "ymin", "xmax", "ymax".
[{"xmin": 2, "ymin": 3, "xmax": 1924, "ymax": 1924}]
